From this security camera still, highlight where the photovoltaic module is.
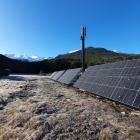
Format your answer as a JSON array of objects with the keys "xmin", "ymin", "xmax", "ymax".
[
  {"xmin": 51, "ymin": 70, "xmax": 65, "ymax": 81},
  {"xmin": 49, "ymin": 71, "xmax": 57, "ymax": 79},
  {"xmin": 57, "ymin": 68, "xmax": 81, "ymax": 85},
  {"xmin": 74, "ymin": 59, "xmax": 140, "ymax": 110}
]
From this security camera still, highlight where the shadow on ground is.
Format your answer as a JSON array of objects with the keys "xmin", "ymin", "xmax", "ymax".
[{"xmin": 0, "ymin": 75, "xmax": 26, "ymax": 81}]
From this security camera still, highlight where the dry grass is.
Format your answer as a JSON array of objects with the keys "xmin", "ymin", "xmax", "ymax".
[{"xmin": 0, "ymin": 76, "xmax": 140, "ymax": 140}]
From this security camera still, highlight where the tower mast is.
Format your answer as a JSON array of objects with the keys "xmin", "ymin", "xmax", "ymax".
[{"xmin": 80, "ymin": 26, "xmax": 86, "ymax": 72}]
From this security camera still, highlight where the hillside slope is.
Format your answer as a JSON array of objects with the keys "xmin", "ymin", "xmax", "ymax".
[
  {"xmin": 56, "ymin": 47, "xmax": 140, "ymax": 65},
  {"xmin": 0, "ymin": 54, "xmax": 75, "ymax": 73},
  {"xmin": 0, "ymin": 54, "xmax": 42, "ymax": 73},
  {"xmin": 1, "ymin": 47, "xmax": 140, "ymax": 73},
  {"xmin": 0, "ymin": 54, "xmax": 19, "ymax": 69}
]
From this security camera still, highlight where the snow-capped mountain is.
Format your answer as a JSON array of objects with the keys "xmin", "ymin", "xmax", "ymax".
[
  {"xmin": 4, "ymin": 54, "xmax": 44, "ymax": 62},
  {"xmin": 113, "ymin": 50, "xmax": 120, "ymax": 53}
]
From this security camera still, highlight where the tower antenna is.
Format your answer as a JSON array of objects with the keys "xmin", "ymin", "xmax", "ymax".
[{"xmin": 80, "ymin": 25, "xmax": 86, "ymax": 72}]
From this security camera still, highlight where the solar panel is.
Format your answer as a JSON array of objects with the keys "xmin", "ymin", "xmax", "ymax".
[
  {"xmin": 57, "ymin": 68, "xmax": 81, "ymax": 85},
  {"xmin": 51, "ymin": 70, "xmax": 65, "ymax": 81},
  {"xmin": 74, "ymin": 59, "xmax": 140, "ymax": 110},
  {"xmin": 49, "ymin": 72, "xmax": 57, "ymax": 79}
]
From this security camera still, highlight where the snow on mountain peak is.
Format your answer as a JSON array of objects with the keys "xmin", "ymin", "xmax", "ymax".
[
  {"xmin": 113, "ymin": 50, "xmax": 120, "ymax": 53},
  {"xmin": 4, "ymin": 54, "xmax": 44, "ymax": 62},
  {"xmin": 68, "ymin": 50, "xmax": 79, "ymax": 53}
]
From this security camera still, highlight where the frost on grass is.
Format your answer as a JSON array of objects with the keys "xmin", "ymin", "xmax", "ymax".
[{"xmin": 0, "ymin": 76, "xmax": 140, "ymax": 140}]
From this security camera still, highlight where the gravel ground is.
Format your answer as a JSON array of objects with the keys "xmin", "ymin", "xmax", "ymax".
[{"xmin": 0, "ymin": 75, "xmax": 140, "ymax": 140}]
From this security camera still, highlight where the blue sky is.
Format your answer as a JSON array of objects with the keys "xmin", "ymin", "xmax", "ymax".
[{"xmin": 0, "ymin": 0, "xmax": 140, "ymax": 57}]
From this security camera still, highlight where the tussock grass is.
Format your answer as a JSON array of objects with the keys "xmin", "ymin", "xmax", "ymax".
[{"xmin": 0, "ymin": 77, "xmax": 140, "ymax": 139}]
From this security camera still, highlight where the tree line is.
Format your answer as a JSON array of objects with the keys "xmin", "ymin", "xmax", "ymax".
[{"xmin": 1, "ymin": 52, "xmax": 140, "ymax": 76}]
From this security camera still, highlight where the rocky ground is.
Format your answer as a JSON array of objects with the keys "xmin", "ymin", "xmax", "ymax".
[{"xmin": 0, "ymin": 75, "xmax": 140, "ymax": 140}]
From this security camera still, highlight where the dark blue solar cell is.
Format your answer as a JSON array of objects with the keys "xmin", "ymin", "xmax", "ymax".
[
  {"xmin": 107, "ymin": 77, "xmax": 120, "ymax": 86},
  {"xmin": 133, "ymin": 80, "xmax": 140, "ymax": 90},
  {"xmin": 123, "ymin": 90, "xmax": 137, "ymax": 106},
  {"xmin": 96, "ymin": 86, "xmax": 106, "ymax": 96},
  {"xmin": 135, "ymin": 59, "xmax": 140, "ymax": 67},
  {"xmin": 111, "ymin": 61, "xmax": 127, "ymax": 68},
  {"xmin": 125, "ymin": 59, "xmax": 138, "ymax": 67},
  {"xmin": 121, "ymin": 67, "xmax": 140, "ymax": 76},
  {"xmin": 98, "ymin": 69, "xmax": 110, "ymax": 76},
  {"xmin": 99, "ymin": 86, "xmax": 114, "ymax": 98},
  {"xmin": 111, "ymin": 88, "xmax": 128, "ymax": 103},
  {"xmin": 92, "ymin": 84, "xmax": 101, "ymax": 93},
  {"xmin": 109, "ymin": 69, "xmax": 122, "ymax": 76},
  {"xmin": 106, "ymin": 87, "xmax": 115, "ymax": 98},
  {"xmin": 132, "ymin": 91, "xmax": 140, "ymax": 109},
  {"xmin": 102, "ymin": 63, "xmax": 114, "ymax": 69},
  {"xmin": 84, "ymin": 83, "xmax": 94, "ymax": 93},
  {"xmin": 118, "ymin": 77, "xmax": 140, "ymax": 90},
  {"xmin": 88, "ymin": 65, "xmax": 101, "ymax": 71}
]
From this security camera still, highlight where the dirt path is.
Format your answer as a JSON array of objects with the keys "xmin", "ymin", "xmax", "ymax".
[{"xmin": 0, "ymin": 76, "xmax": 140, "ymax": 140}]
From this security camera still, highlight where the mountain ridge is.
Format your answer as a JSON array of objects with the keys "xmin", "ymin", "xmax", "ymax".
[
  {"xmin": 1, "ymin": 47, "xmax": 140, "ymax": 74},
  {"xmin": 4, "ymin": 54, "xmax": 44, "ymax": 62},
  {"xmin": 56, "ymin": 47, "xmax": 124, "ymax": 59},
  {"xmin": 55, "ymin": 46, "xmax": 140, "ymax": 66}
]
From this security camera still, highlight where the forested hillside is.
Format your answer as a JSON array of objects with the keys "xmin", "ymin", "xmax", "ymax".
[
  {"xmin": 56, "ymin": 47, "xmax": 140, "ymax": 66},
  {"xmin": 1, "ymin": 47, "xmax": 140, "ymax": 74}
]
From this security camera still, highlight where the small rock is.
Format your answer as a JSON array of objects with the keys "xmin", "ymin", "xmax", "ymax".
[
  {"xmin": 67, "ymin": 99, "xmax": 71, "ymax": 102},
  {"xmin": 44, "ymin": 121, "xmax": 52, "ymax": 132},
  {"xmin": 97, "ymin": 117, "xmax": 103, "ymax": 121},
  {"xmin": 121, "ymin": 112, "xmax": 126, "ymax": 116},
  {"xmin": 130, "ymin": 111, "xmax": 140, "ymax": 116},
  {"xmin": 56, "ymin": 94, "xmax": 64, "ymax": 98},
  {"xmin": 0, "ymin": 104, "xmax": 4, "ymax": 110},
  {"xmin": 0, "ymin": 98, "xmax": 6, "ymax": 110},
  {"xmin": 67, "ymin": 127, "xmax": 73, "ymax": 132}
]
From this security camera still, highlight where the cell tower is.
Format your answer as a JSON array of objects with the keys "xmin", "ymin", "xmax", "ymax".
[{"xmin": 80, "ymin": 26, "xmax": 86, "ymax": 72}]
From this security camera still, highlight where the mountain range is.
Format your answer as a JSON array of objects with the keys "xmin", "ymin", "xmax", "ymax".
[
  {"xmin": 4, "ymin": 54, "xmax": 44, "ymax": 62},
  {"xmin": 56, "ymin": 47, "xmax": 140, "ymax": 65},
  {"xmin": 56, "ymin": 47, "xmax": 122, "ymax": 59},
  {"xmin": 2, "ymin": 47, "xmax": 132, "ymax": 62},
  {"xmin": 1, "ymin": 46, "xmax": 140, "ymax": 74}
]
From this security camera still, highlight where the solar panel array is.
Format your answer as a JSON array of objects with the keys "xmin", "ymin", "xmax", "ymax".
[
  {"xmin": 74, "ymin": 59, "xmax": 140, "ymax": 110},
  {"xmin": 51, "ymin": 70, "xmax": 65, "ymax": 80},
  {"xmin": 58, "ymin": 68, "xmax": 81, "ymax": 85}
]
